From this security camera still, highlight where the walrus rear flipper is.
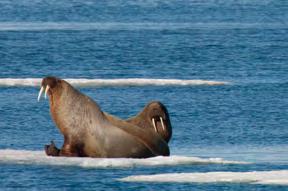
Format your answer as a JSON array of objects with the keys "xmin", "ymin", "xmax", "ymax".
[{"xmin": 45, "ymin": 141, "xmax": 60, "ymax": 156}]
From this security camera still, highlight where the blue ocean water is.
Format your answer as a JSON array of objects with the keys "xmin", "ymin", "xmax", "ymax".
[{"xmin": 1, "ymin": 0, "xmax": 288, "ymax": 190}]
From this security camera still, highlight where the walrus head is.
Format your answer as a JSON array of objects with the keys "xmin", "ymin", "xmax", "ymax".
[
  {"xmin": 37, "ymin": 76, "xmax": 64, "ymax": 102},
  {"xmin": 147, "ymin": 102, "xmax": 172, "ymax": 142},
  {"xmin": 127, "ymin": 101, "xmax": 172, "ymax": 143}
]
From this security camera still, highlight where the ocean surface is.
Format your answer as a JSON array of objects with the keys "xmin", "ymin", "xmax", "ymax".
[{"xmin": 1, "ymin": 0, "xmax": 288, "ymax": 190}]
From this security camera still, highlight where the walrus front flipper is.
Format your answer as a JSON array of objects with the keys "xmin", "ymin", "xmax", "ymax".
[{"xmin": 45, "ymin": 141, "xmax": 60, "ymax": 156}]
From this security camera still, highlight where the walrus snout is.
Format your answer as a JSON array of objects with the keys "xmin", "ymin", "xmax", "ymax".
[
  {"xmin": 38, "ymin": 76, "xmax": 61, "ymax": 101},
  {"xmin": 148, "ymin": 102, "xmax": 167, "ymax": 131},
  {"xmin": 151, "ymin": 115, "xmax": 165, "ymax": 132},
  {"xmin": 146, "ymin": 101, "xmax": 172, "ymax": 142}
]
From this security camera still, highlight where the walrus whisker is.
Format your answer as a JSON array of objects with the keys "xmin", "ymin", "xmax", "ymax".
[
  {"xmin": 160, "ymin": 117, "xmax": 165, "ymax": 131},
  {"xmin": 45, "ymin": 85, "xmax": 50, "ymax": 99},
  {"xmin": 152, "ymin": 118, "xmax": 157, "ymax": 133},
  {"xmin": 37, "ymin": 86, "xmax": 44, "ymax": 102}
]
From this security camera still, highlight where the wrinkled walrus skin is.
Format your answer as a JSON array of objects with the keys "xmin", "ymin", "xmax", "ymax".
[{"xmin": 38, "ymin": 76, "xmax": 171, "ymax": 158}]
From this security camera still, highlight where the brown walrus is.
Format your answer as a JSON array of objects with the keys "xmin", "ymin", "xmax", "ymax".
[
  {"xmin": 45, "ymin": 101, "xmax": 173, "ymax": 157},
  {"xmin": 126, "ymin": 101, "xmax": 172, "ymax": 143},
  {"xmin": 38, "ymin": 76, "xmax": 170, "ymax": 158}
]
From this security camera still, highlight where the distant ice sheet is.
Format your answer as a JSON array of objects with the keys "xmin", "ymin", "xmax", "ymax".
[
  {"xmin": 0, "ymin": 22, "xmax": 286, "ymax": 31},
  {"xmin": 0, "ymin": 149, "xmax": 247, "ymax": 168},
  {"xmin": 120, "ymin": 170, "xmax": 288, "ymax": 185},
  {"xmin": 0, "ymin": 78, "xmax": 228, "ymax": 87}
]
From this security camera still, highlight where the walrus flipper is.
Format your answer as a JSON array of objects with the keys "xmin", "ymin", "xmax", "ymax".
[{"xmin": 45, "ymin": 141, "xmax": 60, "ymax": 156}]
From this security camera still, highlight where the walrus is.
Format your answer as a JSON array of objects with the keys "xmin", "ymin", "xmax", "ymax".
[
  {"xmin": 126, "ymin": 101, "xmax": 172, "ymax": 143},
  {"xmin": 44, "ymin": 101, "xmax": 173, "ymax": 157},
  {"xmin": 38, "ymin": 76, "xmax": 170, "ymax": 158}
]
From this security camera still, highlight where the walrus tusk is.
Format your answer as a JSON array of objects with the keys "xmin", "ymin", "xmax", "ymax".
[
  {"xmin": 160, "ymin": 117, "xmax": 165, "ymax": 131},
  {"xmin": 37, "ymin": 86, "xmax": 44, "ymax": 102},
  {"xmin": 45, "ymin": 85, "xmax": 50, "ymax": 99},
  {"xmin": 152, "ymin": 118, "xmax": 157, "ymax": 133}
]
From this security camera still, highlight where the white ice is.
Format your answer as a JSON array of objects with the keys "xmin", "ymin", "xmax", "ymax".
[
  {"xmin": 0, "ymin": 78, "xmax": 228, "ymax": 87},
  {"xmin": 120, "ymin": 170, "xmax": 288, "ymax": 185},
  {"xmin": 0, "ymin": 22, "xmax": 285, "ymax": 31},
  {"xmin": 0, "ymin": 149, "xmax": 247, "ymax": 168}
]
